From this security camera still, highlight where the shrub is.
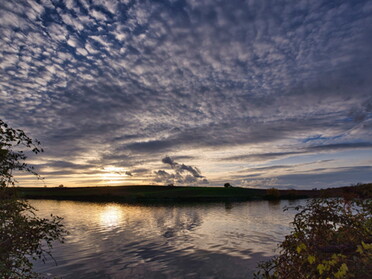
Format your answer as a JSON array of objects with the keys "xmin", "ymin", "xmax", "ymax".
[
  {"xmin": 254, "ymin": 198, "xmax": 372, "ymax": 279},
  {"xmin": 0, "ymin": 119, "xmax": 66, "ymax": 278},
  {"xmin": 0, "ymin": 192, "xmax": 66, "ymax": 278}
]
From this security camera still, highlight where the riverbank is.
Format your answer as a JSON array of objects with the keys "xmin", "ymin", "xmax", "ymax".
[{"xmin": 16, "ymin": 183, "xmax": 371, "ymax": 203}]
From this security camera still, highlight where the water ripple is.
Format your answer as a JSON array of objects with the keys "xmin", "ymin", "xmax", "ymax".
[{"xmin": 30, "ymin": 199, "xmax": 305, "ymax": 278}]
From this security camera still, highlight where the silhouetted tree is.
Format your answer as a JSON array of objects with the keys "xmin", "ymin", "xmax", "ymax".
[
  {"xmin": 0, "ymin": 119, "xmax": 66, "ymax": 278},
  {"xmin": 224, "ymin": 183, "xmax": 232, "ymax": 188}
]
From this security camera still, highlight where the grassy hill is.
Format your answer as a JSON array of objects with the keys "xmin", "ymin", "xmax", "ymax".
[{"xmin": 15, "ymin": 183, "xmax": 372, "ymax": 203}]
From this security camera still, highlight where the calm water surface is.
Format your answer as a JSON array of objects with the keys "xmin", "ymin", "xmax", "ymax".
[{"xmin": 30, "ymin": 199, "xmax": 306, "ymax": 279}]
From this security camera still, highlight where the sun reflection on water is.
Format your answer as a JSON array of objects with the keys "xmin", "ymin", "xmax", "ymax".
[
  {"xmin": 30, "ymin": 199, "xmax": 307, "ymax": 278},
  {"xmin": 99, "ymin": 205, "xmax": 123, "ymax": 228}
]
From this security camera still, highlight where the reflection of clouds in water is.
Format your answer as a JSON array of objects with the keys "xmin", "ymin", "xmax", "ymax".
[
  {"xmin": 99, "ymin": 205, "xmax": 123, "ymax": 228},
  {"xmin": 30, "ymin": 200, "xmax": 305, "ymax": 278},
  {"xmin": 151, "ymin": 207, "xmax": 202, "ymax": 239}
]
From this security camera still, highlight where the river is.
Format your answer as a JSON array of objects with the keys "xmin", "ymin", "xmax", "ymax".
[{"xmin": 30, "ymin": 199, "xmax": 306, "ymax": 279}]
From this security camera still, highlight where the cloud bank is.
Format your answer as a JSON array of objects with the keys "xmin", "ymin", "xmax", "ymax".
[{"xmin": 1, "ymin": 0, "xmax": 372, "ymax": 187}]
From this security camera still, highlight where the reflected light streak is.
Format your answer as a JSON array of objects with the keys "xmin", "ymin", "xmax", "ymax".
[{"xmin": 99, "ymin": 205, "xmax": 123, "ymax": 228}]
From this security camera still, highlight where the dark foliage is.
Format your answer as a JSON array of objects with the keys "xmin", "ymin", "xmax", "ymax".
[
  {"xmin": 254, "ymin": 198, "xmax": 372, "ymax": 279},
  {"xmin": 0, "ymin": 119, "xmax": 66, "ymax": 278}
]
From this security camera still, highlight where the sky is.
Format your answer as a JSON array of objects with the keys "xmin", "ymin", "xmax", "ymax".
[{"xmin": 1, "ymin": 0, "xmax": 372, "ymax": 189}]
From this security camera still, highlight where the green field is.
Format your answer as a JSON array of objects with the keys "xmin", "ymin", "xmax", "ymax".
[{"xmin": 15, "ymin": 183, "xmax": 372, "ymax": 203}]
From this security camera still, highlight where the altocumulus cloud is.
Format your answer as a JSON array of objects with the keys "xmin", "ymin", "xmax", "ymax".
[{"xmin": 1, "ymin": 0, "xmax": 372, "ymax": 187}]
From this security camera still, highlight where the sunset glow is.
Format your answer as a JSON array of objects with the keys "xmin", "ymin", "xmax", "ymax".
[{"xmin": 2, "ymin": 0, "xmax": 372, "ymax": 188}]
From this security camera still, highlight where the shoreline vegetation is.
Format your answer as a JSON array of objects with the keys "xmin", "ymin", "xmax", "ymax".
[{"xmin": 16, "ymin": 183, "xmax": 371, "ymax": 204}]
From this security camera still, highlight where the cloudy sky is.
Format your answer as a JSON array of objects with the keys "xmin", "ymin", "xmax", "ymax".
[{"xmin": 1, "ymin": 0, "xmax": 372, "ymax": 189}]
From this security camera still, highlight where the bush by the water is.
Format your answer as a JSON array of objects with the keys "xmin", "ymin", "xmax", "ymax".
[
  {"xmin": 0, "ymin": 119, "xmax": 66, "ymax": 278},
  {"xmin": 254, "ymin": 197, "xmax": 372, "ymax": 279}
]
